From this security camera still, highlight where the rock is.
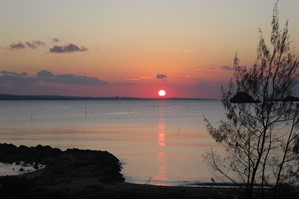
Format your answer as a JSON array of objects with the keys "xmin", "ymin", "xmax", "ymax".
[
  {"xmin": 33, "ymin": 163, "xmax": 39, "ymax": 170},
  {"xmin": 0, "ymin": 143, "xmax": 62, "ymax": 164},
  {"xmin": 230, "ymin": 92, "xmax": 259, "ymax": 103},
  {"xmin": 42, "ymin": 148, "xmax": 124, "ymax": 183},
  {"xmin": 0, "ymin": 143, "xmax": 124, "ymax": 183}
]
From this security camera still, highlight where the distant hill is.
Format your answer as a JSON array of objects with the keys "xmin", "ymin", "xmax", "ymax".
[
  {"xmin": 229, "ymin": 92, "xmax": 299, "ymax": 103},
  {"xmin": 0, "ymin": 94, "xmax": 139, "ymax": 100},
  {"xmin": 283, "ymin": 95, "xmax": 299, "ymax": 101},
  {"xmin": 0, "ymin": 94, "xmax": 215, "ymax": 101}
]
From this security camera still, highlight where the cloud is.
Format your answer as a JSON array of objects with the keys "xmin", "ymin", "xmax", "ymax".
[
  {"xmin": 220, "ymin": 65, "xmax": 235, "ymax": 71},
  {"xmin": 8, "ymin": 40, "xmax": 46, "ymax": 50},
  {"xmin": 52, "ymin": 38, "xmax": 60, "ymax": 43},
  {"xmin": 0, "ymin": 70, "xmax": 108, "ymax": 86},
  {"xmin": 196, "ymin": 67, "xmax": 217, "ymax": 72},
  {"xmin": 123, "ymin": 76, "xmax": 151, "ymax": 81},
  {"xmin": 53, "ymin": 74, "xmax": 107, "ymax": 85},
  {"xmin": 177, "ymin": 74, "xmax": 194, "ymax": 79},
  {"xmin": 9, "ymin": 41, "xmax": 26, "ymax": 50},
  {"xmin": 49, "ymin": 43, "xmax": 88, "ymax": 53},
  {"xmin": 156, "ymin": 73, "xmax": 167, "ymax": 80},
  {"xmin": 139, "ymin": 76, "xmax": 151, "ymax": 80},
  {"xmin": 25, "ymin": 40, "xmax": 46, "ymax": 49},
  {"xmin": 0, "ymin": 71, "xmax": 37, "ymax": 83},
  {"xmin": 173, "ymin": 49, "xmax": 194, "ymax": 53},
  {"xmin": 37, "ymin": 70, "xmax": 54, "ymax": 78},
  {"xmin": 184, "ymin": 49, "xmax": 194, "ymax": 53},
  {"xmin": 196, "ymin": 66, "xmax": 235, "ymax": 73},
  {"xmin": 1, "ymin": 71, "xmax": 28, "ymax": 76}
]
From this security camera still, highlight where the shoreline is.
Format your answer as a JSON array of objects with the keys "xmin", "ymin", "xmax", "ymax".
[
  {"xmin": 1, "ymin": 143, "xmax": 298, "ymax": 199},
  {"xmin": 0, "ymin": 93, "xmax": 218, "ymax": 101}
]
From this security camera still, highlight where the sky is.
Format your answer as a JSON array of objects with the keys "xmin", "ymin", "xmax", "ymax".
[{"xmin": 0, "ymin": 0, "xmax": 298, "ymax": 98}]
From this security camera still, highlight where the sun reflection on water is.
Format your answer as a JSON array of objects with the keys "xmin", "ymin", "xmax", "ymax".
[
  {"xmin": 154, "ymin": 105, "xmax": 168, "ymax": 182},
  {"xmin": 156, "ymin": 151, "xmax": 167, "ymax": 181},
  {"xmin": 158, "ymin": 121, "xmax": 166, "ymax": 147}
]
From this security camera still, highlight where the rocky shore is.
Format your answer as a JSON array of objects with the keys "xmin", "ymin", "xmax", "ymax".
[
  {"xmin": 1, "ymin": 143, "xmax": 298, "ymax": 199},
  {"xmin": 0, "ymin": 143, "xmax": 124, "ymax": 183}
]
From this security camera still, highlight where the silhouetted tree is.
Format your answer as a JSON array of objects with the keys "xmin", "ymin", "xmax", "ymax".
[{"xmin": 204, "ymin": 2, "xmax": 299, "ymax": 199}]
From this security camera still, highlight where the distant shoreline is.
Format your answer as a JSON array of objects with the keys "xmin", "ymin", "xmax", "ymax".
[{"xmin": 0, "ymin": 94, "xmax": 218, "ymax": 101}]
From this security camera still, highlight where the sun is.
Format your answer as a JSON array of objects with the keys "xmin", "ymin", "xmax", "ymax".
[{"xmin": 158, "ymin": 89, "xmax": 166, "ymax": 97}]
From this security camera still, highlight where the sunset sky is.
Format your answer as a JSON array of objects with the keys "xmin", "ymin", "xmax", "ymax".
[{"xmin": 0, "ymin": 0, "xmax": 298, "ymax": 98}]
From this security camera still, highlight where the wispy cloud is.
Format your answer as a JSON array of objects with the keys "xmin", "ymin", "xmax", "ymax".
[
  {"xmin": 49, "ymin": 43, "xmax": 88, "ymax": 53},
  {"xmin": 173, "ymin": 49, "xmax": 194, "ymax": 53},
  {"xmin": 51, "ymin": 74, "xmax": 107, "ymax": 85},
  {"xmin": 52, "ymin": 38, "xmax": 60, "ymax": 43},
  {"xmin": 1, "ymin": 71, "xmax": 28, "ymax": 76},
  {"xmin": 9, "ymin": 41, "xmax": 26, "ymax": 50},
  {"xmin": 123, "ymin": 76, "xmax": 151, "ymax": 81},
  {"xmin": 219, "ymin": 65, "xmax": 235, "ymax": 71},
  {"xmin": 8, "ymin": 40, "xmax": 46, "ymax": 50},
  {"xmin": 176, "ymin": 74, "xmax": 195, "ymax": 79},
  {"xmin": 156, "ymin": 73, "xmax": 167, "ymax": 80},
  {"xmin": 196, "ymin": 67, "xmax": 217, "ymax": 72},
  {"xmin": 197, "ymin": 66, "xmax": 235, "ymax": 72},
  {"xmin": 183, "ymin": 49, "xmax": 194, "ymax": 53}
]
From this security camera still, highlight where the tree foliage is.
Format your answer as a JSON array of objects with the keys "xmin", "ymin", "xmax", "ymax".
[{"xmin": 204, "ymin": 2, "xmax": 299, "ymax": 199}]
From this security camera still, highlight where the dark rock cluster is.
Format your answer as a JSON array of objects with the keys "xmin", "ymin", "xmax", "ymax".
[
  {"xmin": 0, "ymin": 143, "xmax": 62, "ymax": 165},
  {"xmin": 0, "ymin": 143, "xmax": 124, "ymax": 183},
  {"xmin": 42, "ymin": 148, "xmax": 124, "ymax": 183},
  {"xmin": 230, "ymin": 92, "xmax": 260, "ymax": 103}
]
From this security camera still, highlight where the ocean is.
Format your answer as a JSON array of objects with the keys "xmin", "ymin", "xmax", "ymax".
[{"xmin": 0, "ymin": 99, "xmax": 225, "ymax": 186}]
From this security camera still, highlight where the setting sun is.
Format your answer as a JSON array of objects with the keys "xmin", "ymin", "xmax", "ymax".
[{"xmin": 158, "ymin": 90, "xmax": 166, "ymax": 97}]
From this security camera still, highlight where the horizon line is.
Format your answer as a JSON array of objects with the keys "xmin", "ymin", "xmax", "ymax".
[{"xmin": 0, "ymin": 93, "xmax": 219, "ymax": 101}]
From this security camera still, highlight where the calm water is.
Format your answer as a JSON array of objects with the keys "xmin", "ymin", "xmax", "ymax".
[{"xmin": 0, "ymin": 100, "xmax": 225, "ymax": 186}]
